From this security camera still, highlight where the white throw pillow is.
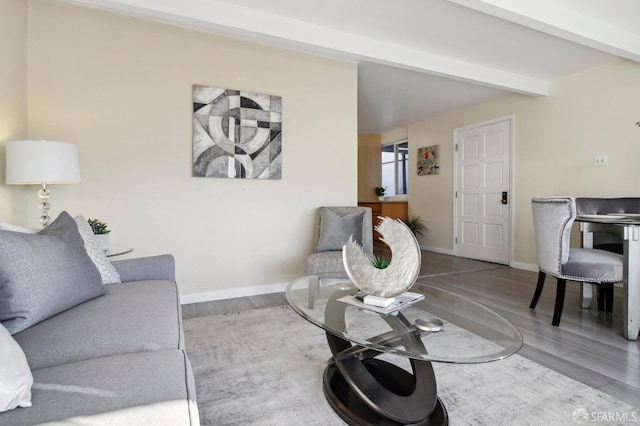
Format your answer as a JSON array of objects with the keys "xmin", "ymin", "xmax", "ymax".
[
  {"xmin": 0, "ymin": 323, "xmax": 33, "ymax": 412},
  {"xmin": 74, "ymin": 215, "xmax": 121, "ymax": 285}
]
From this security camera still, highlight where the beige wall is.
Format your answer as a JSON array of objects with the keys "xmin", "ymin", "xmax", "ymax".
[
  {"xmin": 358, "ymin": 133, "xmax": 381, "ymax": 201},
  {"xmin": 25, "ymin": 0, "xmax": 358, "ymax": 298},
  {"xmin": 381, "ymin": 127, "xmax": 408, "ymax": 145},
  {"xmin": 0, "ymin": 0, "xmax": 28, "ymax": 222},
  {"xmin": 408, "ymin": 59, "xmax": 640, "ymax": 267}
]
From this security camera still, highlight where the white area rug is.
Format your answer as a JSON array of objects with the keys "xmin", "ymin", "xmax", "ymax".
[{"xmin": 184, "ymin": 306, "xmax": 638, "ymax": 425}]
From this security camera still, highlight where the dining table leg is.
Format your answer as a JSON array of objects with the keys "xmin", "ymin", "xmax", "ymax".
[{"xmin": 623, "ymin": 225, "xmax": 640, "ymax": 340}]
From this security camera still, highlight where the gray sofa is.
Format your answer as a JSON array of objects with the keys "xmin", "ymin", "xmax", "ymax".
[{"xmin": 0, "ymin": 254, "xmax": 200, "ymax": 425}]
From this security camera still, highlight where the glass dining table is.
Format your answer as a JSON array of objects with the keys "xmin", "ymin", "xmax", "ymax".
[{"xmin": 576, "ymin": 214, "xmax": 640, "ymax": 340}]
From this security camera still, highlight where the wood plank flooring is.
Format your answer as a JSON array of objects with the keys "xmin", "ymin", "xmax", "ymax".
[{"xmin": 182, "ymin": 251, "xmax": 640, "ymax": 409}]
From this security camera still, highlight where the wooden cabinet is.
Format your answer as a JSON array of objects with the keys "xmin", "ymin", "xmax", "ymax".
[{"xmin": 358, "ymin": 201, "xmax": 408, "ymax": 246}]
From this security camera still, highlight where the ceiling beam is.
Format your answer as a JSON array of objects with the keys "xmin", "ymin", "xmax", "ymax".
[
  {"xmin": 60, "ymin": 0, "xmax": 548, "ymax": 96},
  {"xmin": 447, "ymin": 0, "xmax": 640, "ymax": 63}
]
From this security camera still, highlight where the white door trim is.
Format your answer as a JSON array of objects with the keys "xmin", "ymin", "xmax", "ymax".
[{"xmin": 453, "ymin": 114, "xmax": 515, "ymax": 265}]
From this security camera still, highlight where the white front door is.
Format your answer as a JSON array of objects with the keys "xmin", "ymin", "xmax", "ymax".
[{"xmin": 454, "ymin": 118, "xmax": 511, "ymax": 264}]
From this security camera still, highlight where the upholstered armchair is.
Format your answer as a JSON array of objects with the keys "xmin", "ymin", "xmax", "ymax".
[
  {"xmin": 529, "ymin": 197, "xmax": 623, "ymax": 326},
  {"xmin": 307, "ymin": 206, "xmax": 373, "ymax": 275}
]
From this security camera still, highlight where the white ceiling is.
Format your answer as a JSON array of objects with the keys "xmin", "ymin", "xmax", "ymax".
[{"xmin": 62, "ymin": 0, "xmax": 640, "ymax": 133}]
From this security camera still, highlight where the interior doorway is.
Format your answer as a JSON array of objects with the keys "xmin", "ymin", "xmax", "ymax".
[{"xmin": 453, "ymin": 116, "xmax": 513, "ymax": 265}]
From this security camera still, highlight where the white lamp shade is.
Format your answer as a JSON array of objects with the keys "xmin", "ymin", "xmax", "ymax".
[{"xmin": 6, "ymin": 140, "xmax": 81, "ymax": 184}]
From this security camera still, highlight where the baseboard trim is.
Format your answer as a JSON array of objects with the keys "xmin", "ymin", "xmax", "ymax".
[
  {"xmin": 180, "ymin": 258, "xmax": 539, "ymax": 304},
  {"xmin": 180, "ymin": 282, "xmax": 289, "ymax": 305},
  {"xmin": 420, "ymin": 245, "xmax": 454, "ymax": 255},
  {"xmin": 510, "ymin": 261, "xmax": 538, "ymax": 272}
]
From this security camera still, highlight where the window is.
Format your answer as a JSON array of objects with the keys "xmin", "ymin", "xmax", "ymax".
[{"xmin": 381, "ymin": 140, "xmax": 408, "ymax": 196}]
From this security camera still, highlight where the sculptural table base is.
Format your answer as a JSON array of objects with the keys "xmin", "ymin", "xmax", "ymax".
[{"xmin": 323, "ymin": 332, "xmax": 448, "ymax": 426}]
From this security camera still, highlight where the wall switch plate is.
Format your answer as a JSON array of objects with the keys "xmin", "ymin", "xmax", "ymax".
[{"xmin": 594, "ymin": 155, "xmax": 608, "ymax": 167}]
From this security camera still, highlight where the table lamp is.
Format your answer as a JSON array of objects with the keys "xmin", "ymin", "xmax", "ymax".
[{"xmin": 6, "ymin": 140, "xmax": 81, "ymax": 227}]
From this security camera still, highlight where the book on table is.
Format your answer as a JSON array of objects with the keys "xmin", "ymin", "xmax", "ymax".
[{"xmin": 337, "ymin": 291, "xmax": 425, "ymax": 315}]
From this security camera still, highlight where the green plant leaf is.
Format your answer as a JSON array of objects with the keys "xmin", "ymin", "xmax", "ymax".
[
  {"xmin": 371, "ymin": 255, "xmax": 390, "ymax": 269},
  {"xmin": 87, "ymin": 218, "xmax": 110, "ymax": 234},
  {"xmin": 402, "ymin": 215, "xmax": 427, "ymax": 237}
]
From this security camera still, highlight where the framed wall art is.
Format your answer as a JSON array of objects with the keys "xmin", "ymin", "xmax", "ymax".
[
  {"xmin": 192, "ymin": 85, "xmax": 282, "ymax": 179},
  {"xmin": 417, "ymin": 145, "xmax": 439, "ymax": 175}
]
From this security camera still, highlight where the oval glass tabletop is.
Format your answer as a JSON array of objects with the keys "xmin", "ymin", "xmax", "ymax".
[{"xmin": 286, "ymin": 274, "xmax": 523, "ymax": 364}]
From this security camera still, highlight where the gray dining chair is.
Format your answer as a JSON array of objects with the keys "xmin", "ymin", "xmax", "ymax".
[{"xmin": 529, "ymin": 197, "xmax": 623, "ymax": 326}]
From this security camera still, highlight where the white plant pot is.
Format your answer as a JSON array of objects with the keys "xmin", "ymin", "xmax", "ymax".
[
  {"xmin": 378, "ymin": 196, "xmax": 385, "ymax": 201},
  {"xmin": 94, "ymin": 233, "xmax": 110, "ymax": 251}
]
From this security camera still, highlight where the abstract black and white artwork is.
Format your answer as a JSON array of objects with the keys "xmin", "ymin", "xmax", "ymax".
[{"xmin": 192, "ymin": 85, "xmax": 282, "ymax": 179}]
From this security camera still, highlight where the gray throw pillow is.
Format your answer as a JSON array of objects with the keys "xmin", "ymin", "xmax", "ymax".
[
  {"xmin": 0, "ymin": 211, "xmax": 105, "ymax": 335},
  {"xmin": 314, "ymin": 208, "xmax": 365, "ymax": 252}
]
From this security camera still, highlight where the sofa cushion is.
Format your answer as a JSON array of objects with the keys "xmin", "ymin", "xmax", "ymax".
[
  {"xmin": 74, "ymin": 215, "xmax": 121, "ymax": 285},
  {"xmin": 14, "ymin": 280, "xmax": 184, "ymax": 370},
  {"xmin": 314, "ymin": 208, "xmax": 365, "ymax": 252},
  {"xmin": 0, "ymin": 350, "xmax": 199, "ymax": 426},
  {"xmin": 0, "ymin": 323, "xmax": 32, "ymax": 413},
  {"xmin": 0, "ymin": 211, "xmax": 105, "ymax": 334}
]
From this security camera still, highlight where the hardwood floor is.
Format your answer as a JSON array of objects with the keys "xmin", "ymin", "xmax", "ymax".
[{"xmin": 182, "ymin": 251, "xmax": 640, "ymax": 408}]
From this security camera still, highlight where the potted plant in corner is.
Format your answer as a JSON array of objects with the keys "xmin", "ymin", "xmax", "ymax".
[
  {"xmin": 402, "ymin": 215, "xmax": 427, "ymax": 238},
  {"xmin": 375, "ymin": 186, "xmax": 387, "ymax": 201},
  {"xmin": 88, "ymin": 218, "xmax": 111, "ymax": 251}
]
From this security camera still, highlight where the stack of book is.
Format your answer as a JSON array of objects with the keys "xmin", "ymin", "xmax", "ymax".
[{"xmin": 337, "ymin": 291, "xmax": 424, "ymax": 315}]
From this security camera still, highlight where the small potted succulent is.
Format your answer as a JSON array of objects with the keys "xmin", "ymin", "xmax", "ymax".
[
  {"xmin": 88, "ymin": 218, "xmax": 111, "ymax": 251},
  {"xmin": 371, "ymin": 255, "xmax": 390, "ymax": 269},
  {"xmin": 375, "ymin": 186, "xmax": 387, "ymax": 201}
]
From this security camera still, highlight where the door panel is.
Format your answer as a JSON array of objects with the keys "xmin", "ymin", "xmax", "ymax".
[
  {"xmin": 462, "ymin": 193, "xmax": 479, "ymax": 215},
  {"xmin": 484, "ymin": 162, "xmax": 503, "ymax": 186},
  {"xmin": 462, "ymin": 222, "xmax": 479, "ymax": 245},
  {"xmin": 455, "ymin": 119, "xmax": 511, "ymax": 264},
  {"xmin": 485, "ymin": 194, "xmax": 502, "ymax": 216},
  {"xmin": 462, "ymin": 164, "xmax": 480, "ymax": 188}
]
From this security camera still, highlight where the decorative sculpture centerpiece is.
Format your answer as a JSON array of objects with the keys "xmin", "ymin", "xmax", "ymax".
[{"xmin": 342, "ymin": 217, "xmax": 421, "ymax": 298}]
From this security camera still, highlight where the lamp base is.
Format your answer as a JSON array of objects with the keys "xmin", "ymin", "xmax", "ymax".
[{"xmin": 38, "ymin": 183, "xmax": 51, "ymax": 227}]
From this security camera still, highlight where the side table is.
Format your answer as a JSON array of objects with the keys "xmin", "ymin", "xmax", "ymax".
[{"xmin": 105, "ymin": 247, "xmax": 134, "ymax": 257}]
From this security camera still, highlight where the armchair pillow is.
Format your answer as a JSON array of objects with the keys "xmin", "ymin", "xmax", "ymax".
[
  {"xmin": 314, "ymin": 208, "xmax": 365, "ymax": 252},
  {"xmin": 0, "ymin": 211, "xmax": 105, "ymax": 334},
  {"xmin": 0, "ymin": 323, "xmax": 33, "ymax": 412}
]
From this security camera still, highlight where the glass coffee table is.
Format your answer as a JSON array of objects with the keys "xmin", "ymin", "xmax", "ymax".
[{"xmin": 286, "ymin": 274, "xmax": 523, "ymax": 426}]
